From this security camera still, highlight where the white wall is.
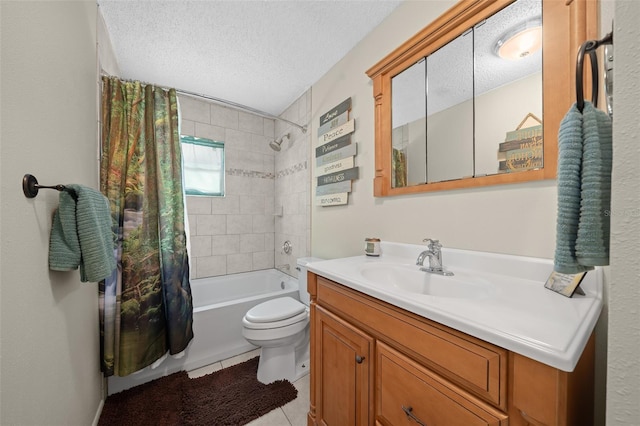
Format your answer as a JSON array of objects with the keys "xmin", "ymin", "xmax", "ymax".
[
  {"xmin": 608, "ymin": 1, "xmax": 640, "ymax": 424},
  {"xmin": 311, "ymin": 0, "xmax": 556, "ymax": 260},
  {"xmin": 0, "ymin": 1, "xmax": 103, "ymax": 425}
]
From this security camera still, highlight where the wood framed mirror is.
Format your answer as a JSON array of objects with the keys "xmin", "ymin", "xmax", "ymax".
[{"xmin": 366, "ymin": 0, "xmax": 597, "ymax": 196}]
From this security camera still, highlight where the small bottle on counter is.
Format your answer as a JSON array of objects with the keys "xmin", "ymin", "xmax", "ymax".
[{"xmin": 364, "ymin": 238, "xmax": 381, "ymax": 256}]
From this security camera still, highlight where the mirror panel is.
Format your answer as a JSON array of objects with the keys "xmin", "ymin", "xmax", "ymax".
[
  {"xmin": 426, "ymin": 30, "xmax": 474, "ymax": 183},
  {"xmin": 392, "ymin": 60, "xmax": 426, "ymax": 187},
  {"xmin": 474, "ymin": 0, "xmax": 543, "ymax": 177}
]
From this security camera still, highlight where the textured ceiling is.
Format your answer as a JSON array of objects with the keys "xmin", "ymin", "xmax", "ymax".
[{"xmin": 98, "ymin": 0, "xmax": 402, "ymax": 116}]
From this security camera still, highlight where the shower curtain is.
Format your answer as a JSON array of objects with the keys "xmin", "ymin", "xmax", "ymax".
[{"xmin": 99, "ymin": 77, "xmax": 193, "ymax": 377}]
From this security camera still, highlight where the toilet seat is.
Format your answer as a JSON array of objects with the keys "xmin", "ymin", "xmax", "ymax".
[
  {"xmin": 243, "ymin": 310, "xmax": 308, "ymax": 330},
  {"xmin": 245, "ymin": 297, "xmax": 306, "ymax": 322},
  {"xmin": 243, "ymin": 297, "xmax": 308, "ymax": 330}
]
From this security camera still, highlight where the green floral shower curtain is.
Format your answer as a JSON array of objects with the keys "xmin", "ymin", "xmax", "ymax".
[{"xmin": 99, "ymin": 77, "xmax": 193, "ymax": 377}]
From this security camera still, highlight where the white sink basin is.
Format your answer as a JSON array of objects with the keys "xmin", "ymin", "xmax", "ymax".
[
  {"xmin": 358, "ymin": 263, "xmax": 496, "ymax": 299},
  {"xmin": 306, "ymin": 241, "xmax": 604, "ymax": 372}
]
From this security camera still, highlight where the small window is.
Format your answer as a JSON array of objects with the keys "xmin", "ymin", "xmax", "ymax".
[{"xmin": 181, "ymin": 135, "xmax": 225, "ymax": 196}]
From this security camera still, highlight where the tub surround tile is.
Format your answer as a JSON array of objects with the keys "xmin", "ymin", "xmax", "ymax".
[
  {"xmin": 195, "ymin": 255, "xmax": 226, "ymax": 278},
  {"xmin": 250, "ymin": 133, "xmax": 273, "ymax": 157},
  {"xmin": 227, "ymin": 253, "xmax": 253, "ymax": 274},
  {"xmin": 253, "ymin": 251, "xmax": 275, "ymax": 270},
  {"xmin": 225, "ymin": 175, "xmax": 254, "ymax": 196},
  {"xmin": 196, "ymin": 215, "xmax": 227, "ymax": 236},
  {"xmin": 253, "ymin": 214, "xmax": 275, "ymax": 233},
  {"xmin": 239, "ymin": 111, "xmax": 266, "ymax": 135},
  {"xmin": 211, "ymin": 195, "xmax": 240, "ymax": 215},
  {"xmin": 276, "ymin": 161, "xmax": 307, "ymax": 179},
  {"xmin": 190, "ymin": 257, "xmax": 198, "ymax": 277},
  {"xmin": 274, "ymin": 92, "xmax": 312, "ymax": 280},
  {"xmin": 187, "ymin": 214, "xmax": 197, "ymax": 237},
  {"xmin": 180, "ymin": 119, "xmax": 196, "ymax": 136},
  {"xmin": 195, "ymin": 121, "xmax": 225, "ymax": 141},
  {"xmin": 190, "ymin": 235, "xmax": 212, "ymax": 258},
  {"xmin": 264, "ymin": 233, "xmax": 275, "ymax": 251},
  {"xmin": 211, "ymin": 104, "xmax": 238, "ymax": 129},
  {"xmin": 225, "ymin": 128, "xmax": 253, "ymax": 151},
  {"xmin": 212, "ymin": 234, "xmax": 240, "ymax": 255},
  {"xmin": 263, "ymin": 117, "xmax": 275, "ymax": 138},
  {"xmin": 264, "ymin": 196, "xmax": 275, "ymax": 216},
  {"xmin": 250, "ymin": 178, "xmax": 275, "ymax": 197},
  {"xmin": 181, "ymin": 91, "xmax": 312, "ymax": 281},
  {"xmin": 240, "ymin": 195, "xmax": 266, "ymax": 215},
  {"xmin": 180, "ymin": 96, "xmax": 211, "ymax": 124},
  {"xmin": 241, "ymin": 234, "xmax": 266, "ymax": 253},
  {"xmin": 227, "ymin": 215, "xmax": 254, "ymax": 235},
  {"xmin": 187, "ymin": 196, "xmax": 212, "ymax": 215}
]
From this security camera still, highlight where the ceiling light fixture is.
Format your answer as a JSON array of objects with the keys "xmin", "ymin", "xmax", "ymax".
[{"xmin": 495, "ymin": 18, "xmax": 542, "ymax": 60}]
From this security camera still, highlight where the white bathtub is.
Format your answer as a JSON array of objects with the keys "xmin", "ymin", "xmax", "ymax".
[{"xmin": 108, "ymin": 268, "xmax": 298, "ymax": 394}]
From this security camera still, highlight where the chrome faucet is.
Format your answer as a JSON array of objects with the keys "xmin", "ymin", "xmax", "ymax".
[{"xmin": 416, "ymin": 238, "xmax": 454, "ymax": 276}]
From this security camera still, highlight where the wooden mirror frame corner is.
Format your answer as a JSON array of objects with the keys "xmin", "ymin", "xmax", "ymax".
[{"xmin": 366, "ymin": 0, "xmax": 598, "ymax": 197}]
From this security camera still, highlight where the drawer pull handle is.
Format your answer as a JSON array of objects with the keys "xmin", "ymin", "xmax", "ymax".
[
  {"xmin": 355, "ymin": 355, "xmax": 365, "ymax": 364},
  {"xmin": 402, "ymin": 405, "xmax": 426, "ymax": 426}
]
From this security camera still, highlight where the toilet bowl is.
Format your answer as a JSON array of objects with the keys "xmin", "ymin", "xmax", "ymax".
[{"xmin": 242, "ymin": 257, "xmax": 322, "ymax": 384}]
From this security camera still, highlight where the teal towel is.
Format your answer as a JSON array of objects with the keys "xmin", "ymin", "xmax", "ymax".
[
  {"xmin": 576, "ymin": 102, "xmax": 612, "ymax": 266},
  {"xmin": 554, "ymin": 102, "xmax": 611, "ymax": 273},
  {"xmin": 49, "ymin": 184, "xmax": 116, "ymax": 282}
]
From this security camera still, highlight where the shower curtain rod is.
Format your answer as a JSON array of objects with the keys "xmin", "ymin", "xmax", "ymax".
[
  {"xmin": 100, "ymin": 72, "xmax": 308, "ymax": 133},
  {"xmin": 177, "ymin": 89, "xmax": 308, "ymax": 133}
]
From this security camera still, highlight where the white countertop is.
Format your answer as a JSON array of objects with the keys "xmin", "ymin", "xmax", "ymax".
[{"xmin": 307, "ymin": 242, "xmax": 603, "ymax": 372}]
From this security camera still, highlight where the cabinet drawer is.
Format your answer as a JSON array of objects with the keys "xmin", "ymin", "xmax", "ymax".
[
  {"xmin": 376, "ymin": 342, "xmax": 507, "ymax": 426},
  {"xmin": 316, "ymin": 277, "xmax": 506, "ymax": 407}
]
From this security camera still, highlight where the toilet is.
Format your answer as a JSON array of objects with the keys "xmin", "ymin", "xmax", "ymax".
[{"xmin": 242, "ymin": 257, "xmax": 322, "ymax": 384}]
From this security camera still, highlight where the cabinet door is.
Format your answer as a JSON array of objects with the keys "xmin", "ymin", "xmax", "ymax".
[{"xmin": 314, "ymin": 306, "xmax": 373, "ymax": 426}]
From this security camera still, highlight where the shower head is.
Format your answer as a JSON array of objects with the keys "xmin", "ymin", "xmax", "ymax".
[
  {"xmin": 269, "ymin": 139, "xmax": 282, "ymax": 152},
  {"xmin": 269, "ymin": 133, "xmax": 290, "ymax": 152}
]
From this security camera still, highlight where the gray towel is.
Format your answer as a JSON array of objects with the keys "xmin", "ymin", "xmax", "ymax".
[
  {"xmin": 554, "ymin": 102, "xmax": 611, "ymax": 274},
  {"xmin": 49, "ymin": 184, "xmax": 116, "ymax": 282}
]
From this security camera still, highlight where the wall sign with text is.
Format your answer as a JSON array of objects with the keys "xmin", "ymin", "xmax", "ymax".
[{"xmin": 315, "ymin": 97, "xmax": 357, "ymax": 207}]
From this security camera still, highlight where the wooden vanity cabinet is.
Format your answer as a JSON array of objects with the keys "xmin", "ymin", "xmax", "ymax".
[{"xmin": 307, "ymin": 272, "xmax": 596, "ymax": 426}]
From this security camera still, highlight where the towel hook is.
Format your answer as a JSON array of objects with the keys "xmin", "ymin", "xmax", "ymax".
[
  {"xmin": 575, "ymin": 31, "xmax": 613, "ymax": 113},
  {"xmin": 576, "ymin": 44, "xmax": 599, "ymax": 112},
  {"xmin": 22, "ymin": 174, "xmax": 72, "ymax": 199}
]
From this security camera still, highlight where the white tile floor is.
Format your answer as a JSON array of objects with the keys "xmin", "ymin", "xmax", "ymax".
[{"xmin": 188, "ymin": 349, "xmax": 310, "ymax": 426}]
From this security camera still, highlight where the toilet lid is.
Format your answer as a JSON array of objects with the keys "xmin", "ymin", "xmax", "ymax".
[{"xmin": 245, "ymin": 297, "xmax": 306, "ymax": 323}]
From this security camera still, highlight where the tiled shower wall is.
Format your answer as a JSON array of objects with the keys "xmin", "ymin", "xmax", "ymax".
[
  {"xmin": 275, "ymin": 91, "xmax": 312, "ymax": 279},
  {"xmin": 179, "ymin": 91, "xmax": 311, "ymax": 279},
  {"xmin": 179, "ymin": 94, "xmax": 277, "ymax": 278}
]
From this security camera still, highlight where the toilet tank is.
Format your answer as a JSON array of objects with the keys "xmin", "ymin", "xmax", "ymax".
[{"xmin": 296, "ymin": 257, "xmax": 323, "ymax": 306}]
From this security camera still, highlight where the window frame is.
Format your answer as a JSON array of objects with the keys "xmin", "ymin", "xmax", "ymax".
[{"xmin": 180, "ymin": 134, "xmax": 225, "ymax": 197}]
